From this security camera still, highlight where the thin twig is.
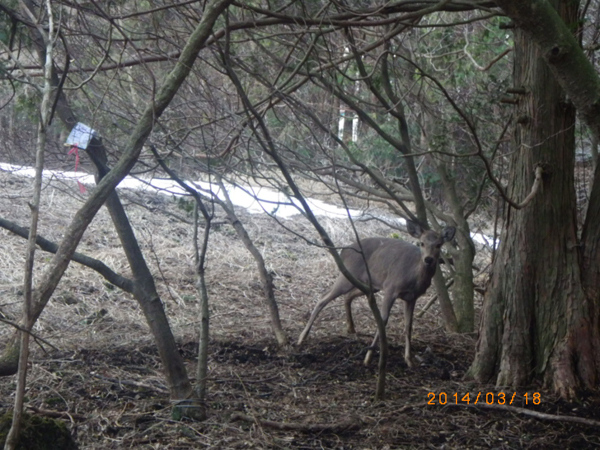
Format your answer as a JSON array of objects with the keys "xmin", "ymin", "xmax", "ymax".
[{"xmin": 0, "ymin": 317, "xmax": 58, "ymax": 351}]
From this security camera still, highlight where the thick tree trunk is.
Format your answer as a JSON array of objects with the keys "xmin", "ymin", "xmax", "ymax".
[
  {"xmin": 468, "ymin": 0, "xmax": 600, "ymax": 398},
  {"xmin": 493, "ymin": 0, "xmax": 600, "ymax": 139}
]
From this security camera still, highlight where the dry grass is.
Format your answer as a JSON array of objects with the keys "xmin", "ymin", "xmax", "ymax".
[{"xmin": 1, "ymin": 169, "xmax": 599, "ymax": 449}]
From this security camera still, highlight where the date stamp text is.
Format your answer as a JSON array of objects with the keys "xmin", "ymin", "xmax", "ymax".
[{"xmin": 427, "ymin": 391, "xmax": 541, "ymax": 405}]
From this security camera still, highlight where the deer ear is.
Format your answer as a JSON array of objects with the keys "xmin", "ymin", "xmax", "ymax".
[
  {"xmin": 442, "ymin": 226, "xmax": 456, "ymax": 242},
  {"xmin": 406, "ymin": 221, "xmax": 423, "ymax": 238}
]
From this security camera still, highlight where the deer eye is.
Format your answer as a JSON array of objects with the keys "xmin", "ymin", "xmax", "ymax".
[{"xmin": 436, "ymin": 244, "xmax": 442, "ymax": 249}]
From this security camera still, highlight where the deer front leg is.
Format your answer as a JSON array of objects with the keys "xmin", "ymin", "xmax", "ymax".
[{"xmin": 403, "ymin": 300, "xmax": 417, "ymax": 368}]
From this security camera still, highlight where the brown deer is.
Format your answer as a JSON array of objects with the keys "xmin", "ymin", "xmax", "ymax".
[{"xmin": 297, "ymin": 221, "xmax": 455, "ymax": 367}]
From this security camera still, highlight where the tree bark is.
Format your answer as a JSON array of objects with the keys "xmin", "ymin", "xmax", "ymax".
[
  {"xmin": 6, "ymin": 7, "xmax": 55, "ymax": 444},
  {"xmin": 428, "ymin": 133, "xmax": 475, "ymax": 333},
  {"xmin": 89, "ymin": 144, "xmax": 195, "ymax": 403},
  {"xmin": 493, "ymin": 0, "xmax": 600, "ymax": 138},
  {"xmin": 193, "ymin": 203, "xmax": 211, "ymax": 418},
  {"xmin": 468, "ymin": 0, "xmax": 600, "ymax": 398}
]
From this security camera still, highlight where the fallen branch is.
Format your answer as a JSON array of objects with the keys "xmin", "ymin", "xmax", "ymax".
[
  {"xmin": 449, "ymin": 402, "xmax": 600, "ymax": 427},
  {"xmin": 26, "ymin": 406, "xmax": 86, "ymax": 422},
  {"xmin": 91, "ymin": 373, "xmax": 169, "ymax": 395},
  {"xmin": 230, "ymin": 412, "xmax": 362, "ymax": 433}
]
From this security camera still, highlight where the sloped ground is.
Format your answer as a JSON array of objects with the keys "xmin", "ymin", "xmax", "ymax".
[{"xmin": 1, "ymin": 169, "xmax": 600, "ymax": 449}]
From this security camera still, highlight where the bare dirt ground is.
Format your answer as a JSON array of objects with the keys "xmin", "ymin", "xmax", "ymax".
[{"xmin": 1, "ymin": 169, "xmax": 600, "ymax": 449}]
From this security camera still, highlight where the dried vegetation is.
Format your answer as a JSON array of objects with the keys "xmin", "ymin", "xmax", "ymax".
[{"xmin": 1, "ymin": 170, "xmax": 600, "ymax": 449}]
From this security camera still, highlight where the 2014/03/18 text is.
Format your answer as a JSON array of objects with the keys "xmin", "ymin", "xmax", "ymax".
[{"xmin": 427, "ymin": 392, "xmax": 541, "ymax": 405}]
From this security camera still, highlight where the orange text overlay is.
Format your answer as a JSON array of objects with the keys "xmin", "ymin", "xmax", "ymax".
[{"xmin": 427, "ymin": 392, "xmax": 541, "ymax": 405}]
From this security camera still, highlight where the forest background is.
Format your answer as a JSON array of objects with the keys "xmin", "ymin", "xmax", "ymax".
[{"xmin": 1, "ymin": 0, "xmax": 600, "ymax": 448}]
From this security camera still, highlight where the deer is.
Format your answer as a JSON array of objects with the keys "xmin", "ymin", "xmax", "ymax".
[{"xmin": 297, "ymin": 221, "xmax": 456, "ymax": 368}]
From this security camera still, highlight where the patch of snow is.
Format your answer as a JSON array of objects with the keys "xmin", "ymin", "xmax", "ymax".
[
  {"xmin": 0, "ymin": 163, "xmax": 364, "ymax": 220},
  {"xmin": 0, "ymin": 163, "xmax": 496, "ymax": 247}
]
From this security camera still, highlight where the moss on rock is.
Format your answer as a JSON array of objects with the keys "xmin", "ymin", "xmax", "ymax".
[{"xmin": 0, "ymin": 412, "xmax": 78, "ymax": 450}]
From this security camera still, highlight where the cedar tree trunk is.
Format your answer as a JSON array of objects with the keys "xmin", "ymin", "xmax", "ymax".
[{"xmin": 468, "ymin": 0, "xmax": 600, "ymax": 398}]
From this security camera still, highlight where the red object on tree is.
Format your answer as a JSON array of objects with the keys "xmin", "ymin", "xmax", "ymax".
[{"xmin": 68, "ymin": 145, "xmax": 86, "ymax": 193}]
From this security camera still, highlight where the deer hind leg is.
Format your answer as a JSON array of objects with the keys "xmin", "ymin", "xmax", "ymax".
[
  {"xmin": 363, "ymin": 291, "xmax": 397, "ymax": 365},
  {"xmin": 403, "ymin": 300, "xmax": 417, "ymax": 368},
  {"xmin": 344, "ymin": 290, "xmax": 364, "ymax": 335},
  {"xmin": 297, "ymin": 277, "xmax": 355, "ymax": 346}
]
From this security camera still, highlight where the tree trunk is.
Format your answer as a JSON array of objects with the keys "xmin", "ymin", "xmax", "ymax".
[
  {"xmin": 467, "ymin": 0, "xmax": 600, "ymax": 398},
  {"xmin": 89, "ymin": 144, "xmax": 195, "ymax": 403},
  {"xmin": 6, "ymin": 14, "xmax": 55, "ymax": 444},
  {"xmin": 431, "ymin": 271, "xmax": 459, "ymax": 333},
  {"xmin": 433, "ymin": 156, "xmax": 475, "ymax": 333},
  {"xmin": 422, "ymin": 112, "xmax": 472, "ymax": 333},
  {"xmin": 194, "ymin": 203, "xmax": 210, "ymax": 418},
  {"xmin": 0, "ymin": 0, "xmax": 232, "ymax": 407},
  {"xmin": 218, "ymin": 179, "xmax": 288, "ymax": 346}
]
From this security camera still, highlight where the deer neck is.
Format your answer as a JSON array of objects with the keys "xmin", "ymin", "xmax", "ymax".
[{"xmin": 418, "ymin": 261, "xmax": 437, "ymax": 286}]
